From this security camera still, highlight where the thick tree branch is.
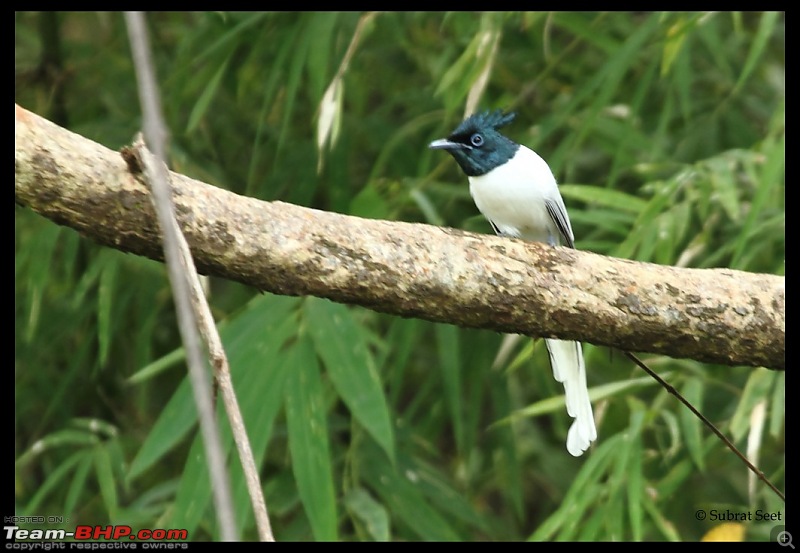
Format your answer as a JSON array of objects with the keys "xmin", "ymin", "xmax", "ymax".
[{"xmin": 15, "ymin": 104, "xmax": 785, "ymax": 370}]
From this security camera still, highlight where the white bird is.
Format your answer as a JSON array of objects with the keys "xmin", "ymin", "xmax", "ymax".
[{"xmin": 430, "ymin": 109, "xmax": 597, "ymax": 456}]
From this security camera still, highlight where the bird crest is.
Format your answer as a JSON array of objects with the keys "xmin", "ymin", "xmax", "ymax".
[{"xmin": 451, "ymin": 109, "xmax": 516, "ymax": 137}]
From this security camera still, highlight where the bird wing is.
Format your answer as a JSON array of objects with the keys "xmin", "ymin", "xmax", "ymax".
[
  {"xmin": 545, "ymin": 338, "xmax": 597, "ymax": 456},
  {"xmin": 545, "ymin": 198, "xmax": 575, "ymax": 249}
]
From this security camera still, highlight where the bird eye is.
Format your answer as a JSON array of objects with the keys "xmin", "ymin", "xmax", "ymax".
[{"xmin": 470, "ymin": 133, "xmax": 484, "ymax": 147}]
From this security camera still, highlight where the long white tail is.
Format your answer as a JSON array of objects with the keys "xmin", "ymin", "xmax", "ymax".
[{"xmin": 545, "ymin": 339, "xmax": 597, "ymax": 456}]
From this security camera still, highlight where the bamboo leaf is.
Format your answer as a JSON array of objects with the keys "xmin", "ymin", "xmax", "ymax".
[
  {"xmin": 23, "ymin": 452, "xmax": 86, "ymax": 514},
  {"xmin": 94, "ymin": 445, "xmax": 119, "ymax": 520},
  {"xmin": 678, "ymin": 376, "xmax": 706, "ymax": 471},
  {"xmin": 65, "ymin": 452, "xmax": 95, "ymax": 515},
  {"xmin": 359, "ymin": 444, "xmax": 462, "ymax": 541},
  {"xmin": 345, "ymin": 487, "xmax": 390, "ymax": 542},
  {"xmin": 186, "ymin": 57, "xmax": 230, "ymax": 134},
  {"xmin": 285, "ymin": 334, "xmax": 338, "ymax": 541},
  {"xmin": 769, "ymin": 371, "xmax": 785, "ymax": 439},
  {"xmin": 435, "ymin": 324, "xmax": 464, "ymax": 455},
  {"xmin": 166, "ymin": 300, "xmax": 299, "ymax": 538},
  {"xmin": 733, "ymin": 11, "xmax": 779, "ymax": 93},
  {"xmin": 128, "ymin": 294, "xmax": 298, "ymax": 481},
  {"xmin": 497, "ymin": 374, "xmax": 668, "ymax": 425},
  {"xmin": 305, "ymin": 298, "xmax": 395, "ymax": 463},
  {"xmin": 730, "ymin": 369, "xmax": 775, "ymax": 442},
  {"xmin": 559, "ymin": 184, "xmax": 647, "ymax": 213}
]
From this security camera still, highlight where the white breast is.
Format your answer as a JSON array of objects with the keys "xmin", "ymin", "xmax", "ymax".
[{"xmin": 468, "ymin": 146, "xmax": 564, "ymax": 244}]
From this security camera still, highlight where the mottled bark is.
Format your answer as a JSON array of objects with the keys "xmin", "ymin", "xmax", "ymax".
[{"xmin": 15, "ymin": 104, "xmax": 785, "ymax": 369}]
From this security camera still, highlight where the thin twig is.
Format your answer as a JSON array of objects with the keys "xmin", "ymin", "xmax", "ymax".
[
  {"xmin": 125, "ymin": 12, "xmax": 275, "ymax": 538},
  {"xmin": 624, "ymin": 352, "xmax": 785, "ymax": 502},
  {"xmin": 125, "ymin": 11, "xmax": 264, "ymax": 541},
  {"xmin": 179, "ymin": 236, "xmax": 275, "ymax": 541}
]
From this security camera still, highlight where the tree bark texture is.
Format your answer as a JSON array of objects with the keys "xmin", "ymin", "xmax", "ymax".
[{"xmin": 15, "ymin": 104, "xmax": 785, "ymax": 369}]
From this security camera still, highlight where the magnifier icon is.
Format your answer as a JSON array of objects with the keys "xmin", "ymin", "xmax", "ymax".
[{"xmin": 778, "ymin": 531, "xmax": 795, "ymax": 549}]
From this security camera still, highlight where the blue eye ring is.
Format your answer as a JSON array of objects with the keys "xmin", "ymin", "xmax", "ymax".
[{"xmin": 470, "ymin": 133, "xmax": 484, "ymax": 147}]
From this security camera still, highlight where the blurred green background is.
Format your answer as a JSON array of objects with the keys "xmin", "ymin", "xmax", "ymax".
[{"xmin": 15, "ymin": 12, "xmax": 784, "ymax": 541}]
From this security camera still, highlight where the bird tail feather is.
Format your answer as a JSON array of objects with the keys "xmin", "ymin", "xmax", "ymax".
[{"xmin": 545, "ymin": 338, "xmax": 597, "ymax": 456}]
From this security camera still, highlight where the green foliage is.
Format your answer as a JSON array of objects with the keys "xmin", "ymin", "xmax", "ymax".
[{"xmin": 15, "ymin": 11, "xmax": 784, "ymax": 541}]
